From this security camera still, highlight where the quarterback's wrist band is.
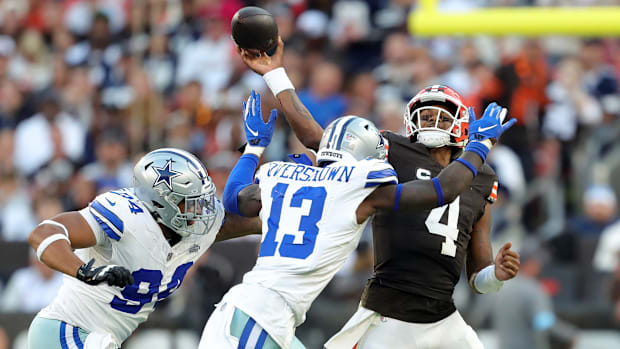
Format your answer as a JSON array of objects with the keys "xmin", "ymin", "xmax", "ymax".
[
  {"xmin": 222, "ymin": 154, "xmax": 259, "ymax": 214},
  {"xmin": 244, "ymin": 145, "xmax": 265, "ymax": 157},
  {"xmin": 431, "ymin": 178, "xmax": 445, "ymax": 207},
  {"xmin": 464, "ymin": 141, "xmax": 491, "ymax": 162},
  {"xmin": 455, "ymin": 158, "xmax": 477, "ymax": 177},
  {"xmin": 470, "ymin": 265, "xmax": 503, "ymax": 294},
  {"xmin": 393, "ymin": 184, "xmax": 403, "ymax": 211},
  {"xmin": 36, "ymin": 234, "xmax": 70, "ymax": 261},
  {"xmin": 263, "ymin": 67, "xmax": 294, "ymax": 96}
]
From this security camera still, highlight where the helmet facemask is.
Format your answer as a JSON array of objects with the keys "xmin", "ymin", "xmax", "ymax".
[
  {"xmin": 404, "ymin": 86, "xmax": 469, "ymax": 148},
  {"xmin": 164, "ymin": 180, "xmax": 218, "ymax": 237}
]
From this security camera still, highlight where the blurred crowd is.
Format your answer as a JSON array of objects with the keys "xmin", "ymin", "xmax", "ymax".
[{"xmin": 0, "ymin": 0, "xmax": 620, "ymax": 348}]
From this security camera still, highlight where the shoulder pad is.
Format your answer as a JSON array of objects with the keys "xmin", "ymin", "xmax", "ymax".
[
  {"xmin": 88, "ymin": 189, "xmax": 150, "ymax": 241},
  {"xmin": 360, "ymin": 159, "xmax": 398, "ymax": 188}
]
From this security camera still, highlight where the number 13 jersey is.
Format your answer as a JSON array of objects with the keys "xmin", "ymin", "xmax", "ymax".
[
  {"xmin": 230, "ymin": 159, "xmax": 397, "ymax": 334},
  {"xmin": 363, "ymin": 131, "xmax": 498, "ymax": 323}
]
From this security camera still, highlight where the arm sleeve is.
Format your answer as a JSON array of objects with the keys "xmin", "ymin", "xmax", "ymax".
[{"xmin": 222, "ymin": 154, "xmax": 260, "ymax": 215}]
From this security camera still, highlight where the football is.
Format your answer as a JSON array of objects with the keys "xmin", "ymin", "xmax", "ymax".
[{"xmin": 231, "ymin": 6, "xmax": 279, "ymax": 55}]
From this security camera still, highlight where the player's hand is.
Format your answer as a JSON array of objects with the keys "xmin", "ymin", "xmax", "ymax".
[
  {"xmin": 243, "ymin": 90, "xmax": 278, "ymax": 147},
  {"xmin": 238, "ymin": 36, "xmax": 284, "ymax": 76},
  {"xmin": 468, "ymin": 102, "xmax": 516, "ymax": 145},
  {"xmin": 494, "ymin": 242, "xmax": 520, "ymax": 281},
  {"xmin": 76, "ymin": 258, "xmax": 134, "ymax": 287}
]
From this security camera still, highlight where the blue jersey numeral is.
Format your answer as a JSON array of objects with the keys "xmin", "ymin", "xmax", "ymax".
[
  {"xmin": 259, "ymin": 184, "xmax": 327, "ymax": 260},
  {"xmin": 110, "ymin": 262, "xmax": 193, "ymax": 314},
  {"xmin": 111, "ymin": 190, "xmax": 144, "ymax": 215}
]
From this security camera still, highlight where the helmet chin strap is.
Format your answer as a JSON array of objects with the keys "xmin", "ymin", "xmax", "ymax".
[{"xmin": 417, "ymin": 130, "xmax": 451, "ymax": 148}]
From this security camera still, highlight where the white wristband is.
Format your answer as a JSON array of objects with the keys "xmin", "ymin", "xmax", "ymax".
[
  {"xmin": 263, "ymin": 67, "xmax": 294, "ymax": 96},
  {"xmin": 470, "ymin": 265, "xmax": 504, "ymax": 294},
  {"xmin": 474, "ymin": 138, "xmax": 493, "ymax": 150},
  {"xmin": 479, "ymin": 139, "xmax": 493, "ymax": 151},
  {"xmin": 39, "ymin": 219, "xmax": 69, "ymax": 237},
  {"xmin": 37, "ymin": 234, "xmax": 70, "ymax": 261},
  {"xmin": 244, "ymin": 145, "xmax": 265, "ymax": 157}
]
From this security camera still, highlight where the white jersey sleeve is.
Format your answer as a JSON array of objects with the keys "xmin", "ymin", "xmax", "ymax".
[{"xmin": 356, "ymin": 158, "xmax": 398, "ymax": 189}]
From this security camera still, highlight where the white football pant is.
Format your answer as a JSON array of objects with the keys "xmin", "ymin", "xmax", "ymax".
[{"xmin": 325, "ymin": 306, "xmax": 484, "ymax": 349}]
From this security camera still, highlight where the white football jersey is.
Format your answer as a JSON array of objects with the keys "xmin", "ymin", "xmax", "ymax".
[
  {"xmin": 38, "ymin": 188, "xmax": 225, "ymax": 345},
  {"xmin": 226, "ymin": 159, "xmax": 397, "ymax": 343}
]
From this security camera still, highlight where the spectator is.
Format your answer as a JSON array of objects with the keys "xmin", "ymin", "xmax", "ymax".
[
  {"xmin": 374, "ymin": 32, "xmax": 416, "ymax": 100},
  {"xmin": 298, "ymin": 61, "xmax": 348, "ymax": 127},
  {"xmin": 543, "ymin": 56, "xmax": 602, "ymax": 142},
  {"xmin": 0, "ymin": 252, "xmax": 62, "ymax": 312},
  {"xmin": 552, "ymin": 185, "xmax": 618, "ymax": 263},
  {"xmin": 490, "ymin": 239, "xmax": 577, "ymax": 349},
  {"xmin": 176, "ymin": 14, "xmax": 234, "ymax": 102},
  {"xmin": 143, "ymin": 30, "xmax": 177, "ymax": 95},
  {"xmin": 593, "ymin": 201, "xmax": 620, "ymax": 272},
  {"xmin": 0, "ymin": 170, "xmax": 37, "ymax": 242},
  {"xmin": 80, "ymin": 129, "xmax": 133, "ymax": 194},
  {"xmin": 581, "ymin": 39, "xmax": 618, "ymax": 99},
  {"xmin": 0, "ymin": 76, "xmax": 33, "ymax": 128},
  {"xmin": 573, "ymin": 185, "xmax": 618, "ymax": 237},
  {"xmin": 13, "ymin": 91, "xmax": 86, "ymax": 177}
]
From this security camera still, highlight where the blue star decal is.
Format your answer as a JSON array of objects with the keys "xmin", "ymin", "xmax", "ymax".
[{"xmin": 152, "ymin": 160, "xmax": 181, "ymax": 190}]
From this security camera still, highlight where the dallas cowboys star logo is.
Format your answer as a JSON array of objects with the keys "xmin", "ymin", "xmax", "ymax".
[{"xmin": 152, "ymin": 159, "xmax": 181, "ymax": 190}]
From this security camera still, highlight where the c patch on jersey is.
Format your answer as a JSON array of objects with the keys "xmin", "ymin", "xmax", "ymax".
[{"xmin": 90, "ymin": 200, "xmax": 124, "ymax": 241}]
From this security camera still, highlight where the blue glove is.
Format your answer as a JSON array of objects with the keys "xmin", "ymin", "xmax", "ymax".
[
  {"xmin": 468, "ymin": 102, "xmax": 516, "ymax": 142},
  {"xmin": 465, "ymin": 102, "xmax": 516, "ymax": 161},
  {"xmin": 243, "ymin": 90, "xmax": 278, "ymax": 148}
]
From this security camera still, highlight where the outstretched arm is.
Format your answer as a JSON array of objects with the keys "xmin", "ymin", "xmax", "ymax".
[
  {"xmin": 357, "ymin": 103, "xmax": 516, "ymax": 223},
  {"xmin": 358, "ymin": 151, "xmax": 484, "ymax": 223},
  {"xmin": 239, "ymin": 38, "xmax": 323, "ymax": 150},
  {"xmin": 222, "ymin": 90, "xmax": 277, "ymax": 217}
]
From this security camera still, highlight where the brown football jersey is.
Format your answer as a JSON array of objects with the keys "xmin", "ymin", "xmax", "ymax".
[{"xmin": 362, "ymin": 131, "xmax": 498, "ymax": 323}]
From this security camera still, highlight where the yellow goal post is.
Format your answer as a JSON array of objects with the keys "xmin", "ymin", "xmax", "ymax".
[{"xmin": 409, "ymin": 0, "xmax": 620, "ymax": 37}]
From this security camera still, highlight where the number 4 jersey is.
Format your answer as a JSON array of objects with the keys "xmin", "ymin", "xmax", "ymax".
[
  {"xmin": 222, "ymin": 158, "xmax": 397, "ymax": 346},
  {"xmin": 38, "ymin": 188, "xmax": 225, "ymax": 345},
  {"xmin": 363, "ymin": 131, "xmax": 498, "ymax": 323}
]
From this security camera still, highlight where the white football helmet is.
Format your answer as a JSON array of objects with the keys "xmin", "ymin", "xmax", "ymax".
[
  {"xmin": 133, "ymin": 148, "xmax": 219, "ymax": 237},
  {"xmin": 404, "ymin": 85, "xmax": 470, "ymax": 148}
]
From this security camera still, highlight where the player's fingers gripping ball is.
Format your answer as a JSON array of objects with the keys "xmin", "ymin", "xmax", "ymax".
[
  {"xmin": 231, "ymin": 6, "xmax": 279, "ymax": 56},
  {"xmin": 243, "ymin": 90, "xmax": 278, "ymax": 147}
]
